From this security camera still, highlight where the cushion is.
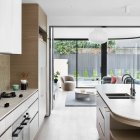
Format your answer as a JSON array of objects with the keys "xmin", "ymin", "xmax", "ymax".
[
  {"xmin": 116, "ymin": 76, "xmax": 123, "ymax": 84},
  {"xmin": 102, "ymin": 76, "xmax": 111, "ymax": 84},
  {"xmin": 111, "ymin": 76, "xmax": 116, "ymax": 84}
]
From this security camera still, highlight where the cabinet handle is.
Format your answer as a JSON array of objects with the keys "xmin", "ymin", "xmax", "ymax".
[
  {"xmin": 12, "ymin": 126, "xmax": 23, "ymax": 137},
  {"xmin": 21, "ymin": 117, "xmax": 30, "ymax": 125}
]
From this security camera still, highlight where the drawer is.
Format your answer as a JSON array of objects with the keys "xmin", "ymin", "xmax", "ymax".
[
  {"xmin": 5, "ymin": 91, "xmax": 38, "ymax": 131},
  {"xmin": 26, "ymin": 91, "xmax": 38, "ymax": 108},
  {"xmin": 97, "ymin": 122, "xmax": 105, "ymax": 140},
  {"xmin": 0, "ymin": 126, "xmax": 12, "ymax": 140},
  {"xmin": 5, "ymin": 101, "xmax": 25, "ymax": 130},
  {"xmin": 98, "ymin": 108, "xmax": 105, "ymax": 136},
  {"xmin": 0, "ymin": 119, "xmax": 5, "ymax": 136},
  {"xmin": 97, "ymin": 95, "xmax": 107, "ymax": 117},
  {"xmin": 28, "ymin": 99, "xmax": 38, "ymax": 120},
  {"xmin": 30, "ymin": 113, "xmax": 39, "ymax": 140}
]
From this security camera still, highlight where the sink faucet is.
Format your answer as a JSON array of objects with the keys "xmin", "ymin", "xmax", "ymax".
[{"xmin": 122, "ymin": 74, "xmax": 136, "ymax": 98}]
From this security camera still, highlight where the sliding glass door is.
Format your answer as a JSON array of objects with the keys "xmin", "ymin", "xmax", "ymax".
[
  {"xmin": 54, "ymin": 39, "xmax": 101, "ymax": 88},
  {"xmin": 53, "ymin": 40, "xmax": 77, "ymax": 86},
  {"xmin": 77, "ymin": 40, "xmax": 101, "ymax": 87},
  {"xmin": 107, "ymin": 38, "xmax": 139, "ymax": 79}
]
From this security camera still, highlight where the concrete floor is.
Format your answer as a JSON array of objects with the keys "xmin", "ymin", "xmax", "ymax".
[{"xmin": 35, "ymin": 90, "xmax": 99, "ymax": 140}]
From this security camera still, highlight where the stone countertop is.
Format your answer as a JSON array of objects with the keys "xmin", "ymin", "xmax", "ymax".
[
  {"xmin": 96, "ymin": 84, "xmax": 140, "ymax": 122},
  {"xmin": 0, "ymin": 89, "xmax": 38, "ymax": 120}
]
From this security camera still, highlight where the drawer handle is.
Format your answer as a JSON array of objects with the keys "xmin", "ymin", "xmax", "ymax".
[
  {"xmin": 12, "ymin": 126, "xmax": 23, "ymax": 137},
  {"xmin": 21, "ymin": 117, "xmax": 30, "ymax": 125}
]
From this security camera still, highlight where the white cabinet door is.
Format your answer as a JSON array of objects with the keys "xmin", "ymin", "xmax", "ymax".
[
  {"xmin": 38, "ymin": 40, "xmax": 47, "ymax": 127},
  {"xmin": 0, "ymin": 0, "xmax": 21, "ymax": 54},
  {"xmin": 11, "ymin": 0, "xmax": 22, "ymax": 54},
  {"xmin": 0, "ymin": 126, "xmax": 12, "ymax": 140},
  {"xmin": 30, "ymin": 113, "xmax": 39, "ymax": 140},
  {"xmin": 0, "ymin": 0, "xmax": 12, "ymax": 53}
]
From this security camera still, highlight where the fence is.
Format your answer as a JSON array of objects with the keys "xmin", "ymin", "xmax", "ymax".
[{"xmin": 54, "ymin": 53, "xmax": 140, "ymax": 78}]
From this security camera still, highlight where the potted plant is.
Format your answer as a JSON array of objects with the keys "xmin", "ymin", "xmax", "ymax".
[{"xmin": 54, "ymin": 71, "xmax": 60, "ymax": 83}]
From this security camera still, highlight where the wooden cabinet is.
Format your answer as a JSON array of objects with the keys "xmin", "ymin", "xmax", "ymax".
[
  {"xmin": 0, "ymin": 0, "xmax": 21, "ymax": 54},
  {"xmin": 10, "ymin": 4, "xmax": 47, "ymax": 128},
  {"xmin": 0, "ymin": 126, "xmax": 12, "ymax": 140}
]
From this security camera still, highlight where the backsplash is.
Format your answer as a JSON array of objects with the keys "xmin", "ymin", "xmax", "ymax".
[{"xmin": 0, "ymin": 55, "xmax": 10, "ymax": 90}]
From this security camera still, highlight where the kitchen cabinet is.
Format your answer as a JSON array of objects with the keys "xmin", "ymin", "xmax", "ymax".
[
  {"xmin": 0, "ymin": 0, "xmax": 21, "ymax": 54},
  {"xmin": 10, "ymin": 4, "xmax": 47, "ymax": 128},
  {"xmin": 96, "ymin": 85, "xmax": 140, "ymax": 140},
  {"xmin": 0, "ymin": 90, "xmax": 38, "ymax": 140},
  {"xmin": 29, "ymin": 99, "xmax": 39, "ymax": 140},
  {"xmin": 0, "ymin": 126, "xmax": 12, "ymax": 140},
  {"xmin": 12, "ymin": 99, "xmax": 38, "ymax": 140},
  {"xmin": 38, "ymin": 40, "xmax": 47, "ymax": 126},
  {"xmin": 30, "ymin": 113, "xmax": 39, "ymax": 140},
  {"xmin": 96, "ymin": 93, "xmax": 110, "ymax": 140}
]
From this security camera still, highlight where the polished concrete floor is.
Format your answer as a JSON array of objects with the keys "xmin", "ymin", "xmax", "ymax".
[{"xmin": 35, "ymin": 90, "xmax": 99, "ymax": 140}]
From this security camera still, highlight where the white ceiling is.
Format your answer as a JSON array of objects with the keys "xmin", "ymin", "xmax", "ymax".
[
  {"xmin": 54, "ymin": 27, "xmax": 140, "ymax": 39},
  {"xmin": 22, "ymin": 0, "xmax": 140, "ymax": 16},
  {"xmin": 22, "ymin": 0, "xmax": 140, "ymax": 39}
]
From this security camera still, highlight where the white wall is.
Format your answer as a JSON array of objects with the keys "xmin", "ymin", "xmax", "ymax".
[{"xmin": 54, "ymin": 59, "xmax": 68, "ymax": 77}]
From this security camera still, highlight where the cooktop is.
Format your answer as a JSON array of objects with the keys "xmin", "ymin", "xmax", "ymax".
[{"xmin": 0, "ymin": 92, "xmax": 16, "ymax": 98}]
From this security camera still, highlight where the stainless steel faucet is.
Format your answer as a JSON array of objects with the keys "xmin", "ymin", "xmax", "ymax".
[{"xmin": 122, "ymin": 74, "xmax": 136, "ymax": 98}]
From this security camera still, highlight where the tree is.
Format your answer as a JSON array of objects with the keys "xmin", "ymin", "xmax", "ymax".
[
  {"xmin": 108, "ymin": 40, "xmax": 116, "ymax": 48},
  {"xmin": 54, "ymin": 40, "xmax": 76, "ymax": 55},
  {"xmin": 54, "ymin": 40, "xmax": 115, "ymax": 55}
]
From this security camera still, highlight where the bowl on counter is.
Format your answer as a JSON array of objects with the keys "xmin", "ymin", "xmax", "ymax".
[{"xmin": 12, "ymin": 84, "xmax": 20, "ymax": 91}]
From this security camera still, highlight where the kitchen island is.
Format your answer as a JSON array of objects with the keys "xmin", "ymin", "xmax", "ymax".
[{"xmin": 96, "ymin": 84, "xmax": 140, "ymax": 140}]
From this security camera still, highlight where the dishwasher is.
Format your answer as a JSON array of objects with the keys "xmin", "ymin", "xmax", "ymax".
[{"xmin": 12, "ymin": 112, "xmax": 30, "ymax": 140}]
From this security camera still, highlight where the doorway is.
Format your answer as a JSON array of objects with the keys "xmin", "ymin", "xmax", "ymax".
[{"xmin": 49, "ymin": 26, "xmax": 140, "ymax": 112}]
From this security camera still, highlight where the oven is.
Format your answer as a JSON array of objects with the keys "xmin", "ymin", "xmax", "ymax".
[{"xmin": 12, "ymin": 111, "xmax": 30, "ymax": 140}]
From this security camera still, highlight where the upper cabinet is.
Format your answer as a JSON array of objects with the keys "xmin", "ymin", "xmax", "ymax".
[
  {"xmin": 0, "ymin": 0, "xmax": 21, "ymax": 54},
  {"xmin": 39, "ymin": 7, "xmax": 47, "ymax": 32}
]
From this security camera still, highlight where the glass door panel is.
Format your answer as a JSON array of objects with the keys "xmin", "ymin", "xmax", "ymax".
[
  {"xmin": 54, "ymin": 40, "xmax": 76, "ymax": 86},
  {"xmin": 107, "ymin": 39, "xmax": 140, "ymax": 80},
  {"xmin": 77, "ymin": 40, "xmax": 101, "ymax": 87}
]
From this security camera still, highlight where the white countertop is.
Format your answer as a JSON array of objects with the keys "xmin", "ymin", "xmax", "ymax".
[
  {"xmin": 0, "ymin": 89, "xmax": 38, "ymax": 120},
  {"xmin": 96, "ymin": 84, "xmax": 140, "ymax": 122}
]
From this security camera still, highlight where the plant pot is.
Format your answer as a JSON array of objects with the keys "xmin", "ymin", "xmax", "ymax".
[{"xmin": 54, "ymin": 79, "xmax": 58, "ymax": 83}]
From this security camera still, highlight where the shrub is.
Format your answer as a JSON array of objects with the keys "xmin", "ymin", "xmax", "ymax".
[
  {"xmin": 92, "ymin": 70, "xmax": 97, "ymax": 78},
  {"xmin": 73, "ymin": 70, "xmax": 79, "ymax": 77},
  {"xmin": 109, "ymin": 69, "xmax": 114, "ymax": 76},
  {"xmin": 83, "ymin": 70, "xmax": 89, "ymax": 77}
]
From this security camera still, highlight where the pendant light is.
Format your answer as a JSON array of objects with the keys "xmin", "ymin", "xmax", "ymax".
[{"xmin": 88, "ymin": 28, "xmax": 108, "ymax": 44}]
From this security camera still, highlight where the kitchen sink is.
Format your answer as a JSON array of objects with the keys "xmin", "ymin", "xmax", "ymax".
[
  {"xmin": 106, "ymin": 93, "xmax": 129, "ymax": 97},
  {"xmin": 106, "ymin": 93, "xmax": 134, "ymax": 99},
  {"xmin": 108, "ymin": 96, "xmax": 134, "ymax": 99}
]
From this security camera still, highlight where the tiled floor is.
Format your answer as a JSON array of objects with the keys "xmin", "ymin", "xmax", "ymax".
[{"xmin": 35, "ymin": 89, "xmax": 99, "ymax": 140}]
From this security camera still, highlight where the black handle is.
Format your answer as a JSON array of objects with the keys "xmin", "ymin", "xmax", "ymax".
[
  {"xmin": 21, "ymin": 117, "xmax": 30, "ymax": 125},
  {"xmin": 12, "ymin": 126, "xmax": 23, "ymax": 137}
]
